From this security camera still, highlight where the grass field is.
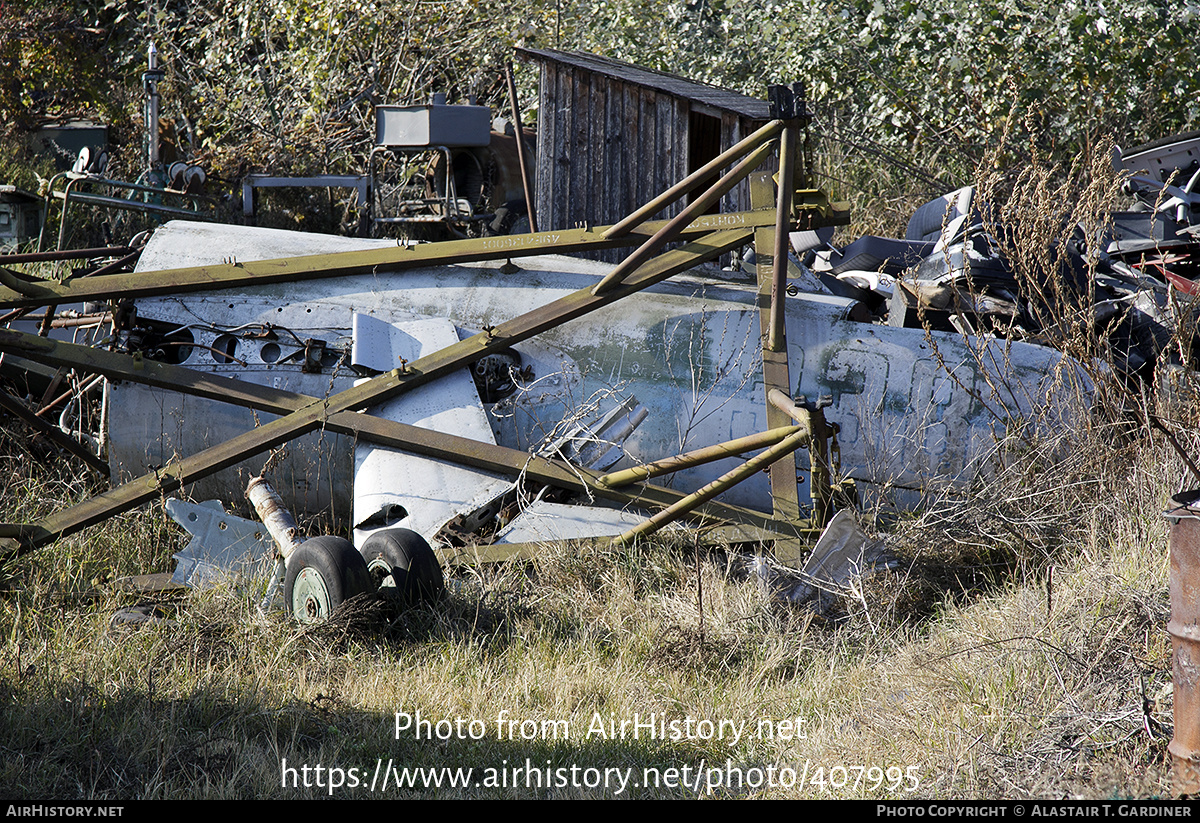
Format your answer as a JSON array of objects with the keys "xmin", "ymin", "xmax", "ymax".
[{"xmin": 0, "ymin": 408, "xmax": 1188, "ymax": 798}]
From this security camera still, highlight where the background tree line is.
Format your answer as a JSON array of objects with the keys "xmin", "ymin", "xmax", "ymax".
[{"xmin": 2, "ymin": 0, "xmax": 1197, "ymax": 231}]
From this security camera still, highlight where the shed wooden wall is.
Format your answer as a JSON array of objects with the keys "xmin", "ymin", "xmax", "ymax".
[{"xmin": 533, "ymin": 61, "xmax": 767, "ymax": 262}]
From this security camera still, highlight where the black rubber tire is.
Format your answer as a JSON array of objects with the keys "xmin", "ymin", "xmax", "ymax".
[
  {"xmin": 359, "ymin": 528, "xmax": 445, "ymax": 606},
  {"xmin": 284, "ymin": 536, "xmax": 374, "ymax": 624}
]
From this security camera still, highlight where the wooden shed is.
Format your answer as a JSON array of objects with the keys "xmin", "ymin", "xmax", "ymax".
[{"xmin": 516, "ymin": 49, "xmax": 771, "ymax": 254}]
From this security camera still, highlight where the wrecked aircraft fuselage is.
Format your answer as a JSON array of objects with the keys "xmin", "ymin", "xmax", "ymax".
[
  {"xmin": 0, "ymin": 108, "xmax": 1101, "ymax": 623},
  {"xmin": 104, "ymin": 218, "xmax": 1090, "ymax": 552}
]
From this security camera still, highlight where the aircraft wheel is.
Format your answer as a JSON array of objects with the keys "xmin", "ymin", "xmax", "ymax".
[
  {"xmin": 284, "ymin": 536, "xmax": 374, "ymax": 624},
  {"xmin": 359, "ymin": 528, "xmax": 445, "ymax": 606}
]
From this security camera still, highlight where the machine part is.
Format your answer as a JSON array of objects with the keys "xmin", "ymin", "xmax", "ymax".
[
  {"xmin": 283, "ymin": 535, "xmax": 374, "ymax": 624},
  {"xmin": 40, "ymin": 170, "xmax": 216, "ymax": 252},
  {"xmin": 754, "ymin": 508, "xmax": 895, "ymax": 612},
  {"xmin": 539, "ymin": 395, "xmax": 649, "ymax": 472},
  {"xmin": 0, "ymin": 386, "xmax": 109, "ymax": 477},
  {"xmin": 1166, "ymin": 490, "xmax": 1200, "ymax": 796},
  {"xmin": 164, "ymin": 498, "xmax": 274, "ymax": 588},
  {"xmin": 0, "ymin": 221, "xmax": 768, "ymax": 562},
  {"xmin": 375, "ymin": 103, "xmax": 491, "ymax": 148},
  {"xmin": 246, "ymin": 475, "xmax": 304, "ymax": 560},
  {"xmin": 471, "ymin": 348, "xmax": 523, "ymax": 403},
  {"xmin": 0, "ymin": 323, "xmax": 820, "ymax": 561},
  {"xmin": 351, "ymin": 315, "xmax": 511, "ymax": 546},
  {"xmin": 505, "ymin": 61, "xmax": 537, "ymax": 233},
  {"xmin": 358, "ymin": 528, "xmax": 445, "ymax": 605}
]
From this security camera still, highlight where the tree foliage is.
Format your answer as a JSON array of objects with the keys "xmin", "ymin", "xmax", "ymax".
[{"xmin": 2, "ymin": 0, "xmax": 1198, "ymax": 212}]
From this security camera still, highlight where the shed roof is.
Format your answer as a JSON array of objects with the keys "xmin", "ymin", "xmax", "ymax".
[
  {"xmin": 0, "ymin": 185, "xmax": 41, "ymax": 203},
  {"xmin": 517, "ymin": 48, "xmax": 770, "ymax": 120}
]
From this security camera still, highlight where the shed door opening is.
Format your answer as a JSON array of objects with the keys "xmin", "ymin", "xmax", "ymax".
[{"xmin": 687, "ymin": 110, "xmax": 722, "ymax": 214}]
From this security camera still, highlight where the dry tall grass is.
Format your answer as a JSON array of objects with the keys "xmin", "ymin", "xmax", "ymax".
[
  {"xmin": 0, "ymin": 140, "xmax": 1191, "ymax": 799},
  {"xmin": 0, "ymin": 406, "xmax": 1187, "ymax": 798}
]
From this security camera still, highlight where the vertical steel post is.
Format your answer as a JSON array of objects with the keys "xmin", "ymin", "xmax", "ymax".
[{"xmin": 768, "ymin": 122, "xmax": 798, "ymax": 353}]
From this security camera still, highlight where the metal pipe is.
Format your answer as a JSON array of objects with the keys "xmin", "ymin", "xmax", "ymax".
[
  {"xmin": 592, "ymin": 140, "xmax": 774, "ymax": 296},
  {"xmin": 0, "ymin": 246, "xmax": 136, "ymax": 264},
  {"xmin": 35, "ymin": 373, "xmax": 103, "ymax": 419},
  {"xmin": 84, "ymin": 249, "xmax": 142, "ymax": 278},
  {"xmin": 146, "ymin": 42, "xmax": 160, "ymax": 169},
  {"xmin": 604, "ymin": 119, "xmax": 784, "ymax": 239},
  {"xmin": 768, "ymin": 388, "xmax": 805, "ymax": 421},
  {"xmin": 505, "ymin": 61, "xmax": 538, "ymax": 234},
  {"xmin": 1166, "ymin": 491, "xmax": 1200, "ymax": 796},
  {"xmin": 598, "ymin": 425, "xmax": 801, "ymax": 488},
  {"xmin": 54, "ymin": 191, "xmax": 211, "ymax": 220},
  {"xmin": 611, "ymin": 425, "xmax": 811, "ymax": 546},
  {"xmin": 247, "ymin": 475, "xmax": 304, "ymax": 560},
  {"xmin": 56, "ymin": 175, "xmax": 84, "ymax": 251},
  {"xmin": 768, "ymin": 123, "xmax": 798, "ymax": 353}
]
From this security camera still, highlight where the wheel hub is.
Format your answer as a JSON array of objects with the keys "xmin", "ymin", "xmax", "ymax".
[{"xmin": 292, "ymin": 567, "xmax": 332, "ymax": 624}]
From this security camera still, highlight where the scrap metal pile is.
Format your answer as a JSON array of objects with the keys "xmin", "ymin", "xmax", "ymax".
[
  {"xmin": 800, "ymin": 132, "xmax": 1200, "ymax": 395},
  {"xmin": 0, "ymin": 94, "xmax": 1193, "ymax": 622}
]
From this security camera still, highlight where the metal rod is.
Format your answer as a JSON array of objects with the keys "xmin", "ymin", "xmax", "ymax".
[
  {"xmin": 56, "ymin": 176, "xmax": 84, "ymax": 251},
  {"xmin": 84, "ymin": 249, "xmax": 142, "ymax": 278},
  {"xmin": 768, "ymin": 123, "xmax": 798, "ymax": 353},
  {"xmin": 0, "ymin": 246, "xmax": 136, "ymax": 264},
  {"xmin": 505, "ymin": 61, "xmax": 538, "ymax": 234},
  {"xmin": 611, "ymin": 426, "xmax": 812, "ymax": 546},
  {"xmin": 55, "ymin": 191, "xmax": 212, "ymax": 221},
  {"xmin": 0, "ymin": 210, "xmax": 780, "ymax": 310},
  {"xmin": 0, "ymin": 307, "xmax": 34, "ymax": 325},
  {"xmin": 597, "ymin": 425, "xmax": 801, "ymax": 488},
  {"xmin": 604, "ymin": 119, "xmax": 784, "ymax": 239},
  {"xmin": 592, "ymin": 141, "xmax": 775, "ymax": 296},
  {"xmin": 35, "ymin": 373, "xmax": 103, "ymax": 419}
]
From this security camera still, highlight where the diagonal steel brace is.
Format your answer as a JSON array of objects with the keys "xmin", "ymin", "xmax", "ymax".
[{"xmin": 0, "ymin": 228, "xmax": 829, "ymax": 558}]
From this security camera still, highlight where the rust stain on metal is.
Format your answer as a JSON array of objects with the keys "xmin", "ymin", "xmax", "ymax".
[{"xmin": 1167, "ymin": 490, "xmax": 1200, "ymax": 797}]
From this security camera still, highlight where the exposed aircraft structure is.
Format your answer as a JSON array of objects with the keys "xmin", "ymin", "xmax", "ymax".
[{"xmin": 0, "ymin": 90, "xmax": 1097, "ymax": 622}]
